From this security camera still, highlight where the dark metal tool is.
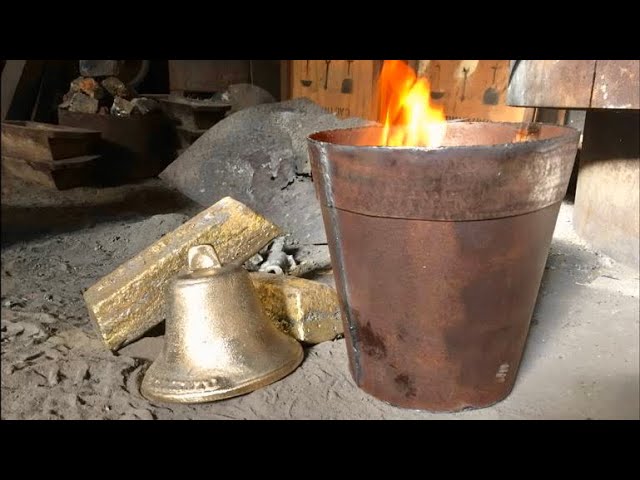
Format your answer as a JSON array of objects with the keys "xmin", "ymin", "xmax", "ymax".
[
  {"xmin": 430, "ymin": 63, "xmax": 445, "ymax": 100},
  {"xmin": 461, "ymin": 67, "xmax": 469, "ymax": 101},
  {"xmin": 341, "ymin": 60, "xmax": 354, "ymax": 94},
  {"xmin": 301, "ymin": 60, "xmax": 312, "ymax": 87},
  {"xmin": 324, "ymin": 60, "xmax": 331, "ymax": 90},
  {"xmin": 483, "ymin": 65, "xmax": 500, "ymax": 105}
]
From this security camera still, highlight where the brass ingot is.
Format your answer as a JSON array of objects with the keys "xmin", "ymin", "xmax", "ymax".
[
  {"xmin": 84, "ymin": 197, "xmax": 281, "ymax": 351},
  {"xmin": 141, "ymin": 245, "xmax": 304, "ymax": 404},
  {"xmin": 250, "ymin": 272, "xmax": 343, "ymax": 344}
]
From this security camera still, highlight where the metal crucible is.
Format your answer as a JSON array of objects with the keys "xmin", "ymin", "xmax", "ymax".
[{"xmin": 307, "ymin": 122, "xmax": 579, "ymax": 412}]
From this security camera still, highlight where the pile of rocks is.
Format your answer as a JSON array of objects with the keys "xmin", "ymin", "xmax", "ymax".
[{"xmin": 59, "ymin": 76, "xmax": 158, "ymax": 117}]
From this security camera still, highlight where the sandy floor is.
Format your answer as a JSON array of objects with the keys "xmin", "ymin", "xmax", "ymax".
[{"xmin": 1, "ymin": 178, "xmax": 638, "ymax": 419}]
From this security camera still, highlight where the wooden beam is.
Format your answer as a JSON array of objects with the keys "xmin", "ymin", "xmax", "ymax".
[
  {"xmin": 1, "ymin": 60, "xmax": 46, "ymax": 121},
  {"xmin": 280, "ymin": 60, "xmax": 292, "ymax": 101}
]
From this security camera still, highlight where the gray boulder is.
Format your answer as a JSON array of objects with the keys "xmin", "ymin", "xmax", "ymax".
[{"xmin": 160, "ymin": 98, "xmax": 371, "ymax": 245}]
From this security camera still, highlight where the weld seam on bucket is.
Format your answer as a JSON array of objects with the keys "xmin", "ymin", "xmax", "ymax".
[{"xmin": 316, "ymin": 143, "xmax": 362, "ymax": 383}]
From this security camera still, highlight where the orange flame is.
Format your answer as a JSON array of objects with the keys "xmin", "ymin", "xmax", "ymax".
[{"xmin": 377, "ymin": 60, "xmax": 447, "ymax": 148}]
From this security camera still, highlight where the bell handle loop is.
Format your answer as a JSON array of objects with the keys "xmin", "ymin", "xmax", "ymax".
[{"xmin": 187, "ymin": 244, "xmax": 222, "ymax": 271}]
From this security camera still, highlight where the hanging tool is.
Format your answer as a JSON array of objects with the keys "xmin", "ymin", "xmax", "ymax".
[
  {"xmin": 460, "ymin": 67, "xmax": 469, "ymax": 101},
  {"xmin": 341, "ymin": 60, "xmax": 354, "ymax": 94},
  {"xmin": 482, "ymin": 65, "xmax": 500, "ymax": 105},
  {"xmin": 324, "ymin": 60, "xmax": 331, "ymax": 90},
  {"xmin": 301, "ymin": 60, "xmax": 312, "ymax": 87},
  {"xmin": 430, "ymin": 63, "xmax": 445, "ymax": 100}
]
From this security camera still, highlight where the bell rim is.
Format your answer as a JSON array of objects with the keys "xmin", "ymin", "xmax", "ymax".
[{"xmin": 140, "ymin": 346, "xmax": 304, "ymax": 404}]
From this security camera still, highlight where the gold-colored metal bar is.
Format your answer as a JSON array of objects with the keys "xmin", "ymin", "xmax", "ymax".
[
  {"xmin": 84, "ymin": 197, "xmax": 281, "ymax": 351},
  {"xmin": 250, "ymin": 272, "xmax": 343, "ymax": 344}
]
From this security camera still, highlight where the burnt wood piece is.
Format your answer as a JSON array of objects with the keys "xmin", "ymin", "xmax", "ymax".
[
  {"xmin": 591, "ymin": 60, "xmax": 640, "ymax": 109},
  {"xmin": 507, "ymin": 60, "xmax": 639, "ymax": 109},
  {"xmin": 1, "ymin": 121, "xmax": 101, "ymax": 163}
]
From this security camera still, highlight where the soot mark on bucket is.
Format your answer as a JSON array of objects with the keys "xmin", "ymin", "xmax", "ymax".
[
  {"xmin": 394, "ymin": 374, "xmax": 417, "ymax": 398},
  {"xmin": 358, "ymin": 319, "xmax": 387, "ymax": 360},
  {"xmin": 396, "ymin": 325, "xmax": 408, "ymax": 341}
]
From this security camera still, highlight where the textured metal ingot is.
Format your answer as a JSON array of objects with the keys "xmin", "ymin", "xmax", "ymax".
[
  {"xmin": 83, "ymin": 197, "xmax": 281, "ymax": 351},
  {"xmin": 250, "ymin": 272, "xmax": 343, "ymax": 344},
  {"xmin": 140, "ymin": 245, "xmax": 303, "ymax": 404}
]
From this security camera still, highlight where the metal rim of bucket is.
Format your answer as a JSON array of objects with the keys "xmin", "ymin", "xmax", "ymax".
[
  {"xmin": 308, "ymin": 121, "xmax": 578, "ymax": 152},
  {"xmin": 308, "ymin": 122, "xmax": 580, "ymax": 222}
]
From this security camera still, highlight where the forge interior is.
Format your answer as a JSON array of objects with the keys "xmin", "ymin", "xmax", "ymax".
[{"xmin": 1, "ymin": 59, "xmax": 638, "ymax": 420}]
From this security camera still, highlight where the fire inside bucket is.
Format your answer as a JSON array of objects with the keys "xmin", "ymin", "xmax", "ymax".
[{"xmin": 307, "ymin": 122, "xmax": 579, "ymax": 411}]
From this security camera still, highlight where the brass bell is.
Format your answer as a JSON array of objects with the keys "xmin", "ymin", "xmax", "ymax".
[{"xmin": 141, "ymin": 244, "xmax": 304, "ymax": 404}]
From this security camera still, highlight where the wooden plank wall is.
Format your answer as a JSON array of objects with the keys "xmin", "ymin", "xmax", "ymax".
[
  {"xmin": 288, "ymin": 60, "xmax": 382, "ymax": 120},
  {"xmin": 285, "ymin": 60, "xmax": 533, "ymax": 123},
  {"xmin": 418, "ymin": 60, "xmax": 533, "ymax": 122}
]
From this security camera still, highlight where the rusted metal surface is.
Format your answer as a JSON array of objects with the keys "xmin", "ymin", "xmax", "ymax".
[
  {"xmin": 307, "ymin": 123, "xmax": 579, "ymax": 411},
  {"xmin": 591, "ymin": 60, "xmax": 640, "ymax": 109},
  {"xmin": 168, "ymin": 60, "xmax": 250, "ymax": 93},
  {"xmin": 507, "ymin": 60, "xmax": 640, "ymax": 109},
  {"xmin": 574, "ymin": 110, "xmax": 640, "ymax": 269},
  {"xmin": 308, "ymin": 123, "xmax": 579, "ymax": 221},
  {"xmin": 507, "ymin": 60, "xmax": 596, "ymax": 108}
]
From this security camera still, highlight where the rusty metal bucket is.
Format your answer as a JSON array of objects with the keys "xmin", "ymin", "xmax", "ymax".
[{"xmin": 307, "ymin": 122, "xmax": 580, "ymax": 412}]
